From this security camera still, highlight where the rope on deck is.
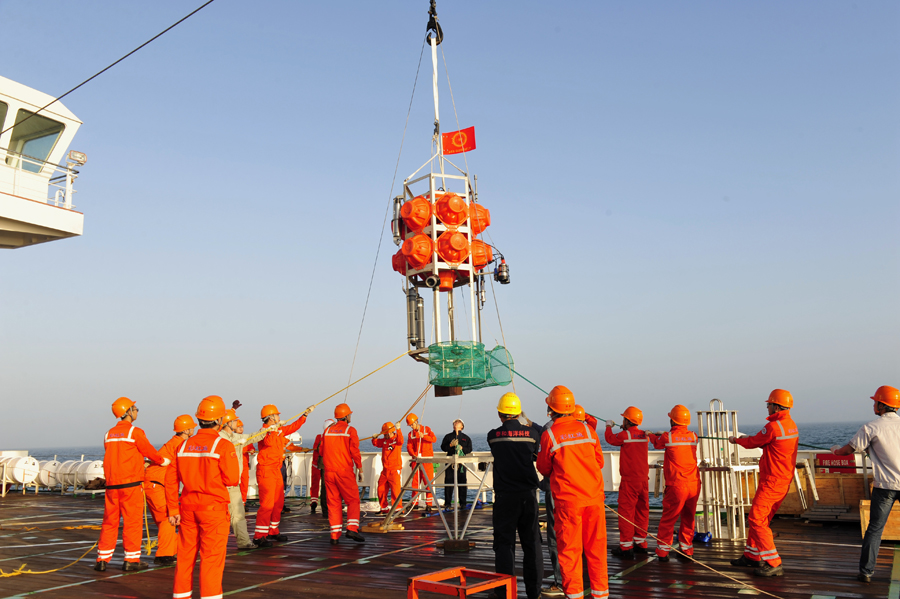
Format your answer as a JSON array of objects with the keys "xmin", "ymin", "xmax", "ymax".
[
  {"xmin": 0, "ymin": 541, "xmax": 97, "ymax": 578},
  {"xmin": 603, "ymin": 504, "xmax": 787, "ymax": 599}
]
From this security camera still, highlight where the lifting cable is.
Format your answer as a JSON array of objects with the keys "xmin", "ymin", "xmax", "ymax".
[
  {"xmin": 602, "ymin": 504, "xmax": 786, "ymax": 599},
  {"xmin": 342, "ymin": 39, "xmax": 427, "ymax": 402},
  {"xmin": 359, "ymin": 384, "xmax": 432, "ymax": 442},
  {"xmin": 0, "ymin": 0, "xmax": 218, "ymax": 137}
]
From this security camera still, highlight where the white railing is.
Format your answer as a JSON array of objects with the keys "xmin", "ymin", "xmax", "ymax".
[{"xmin": 1, "ymin": 149, "xmax": 80, "ymax": 210}]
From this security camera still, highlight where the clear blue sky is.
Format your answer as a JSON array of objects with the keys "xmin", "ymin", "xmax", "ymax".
[{"xmin": 1, "ymin": 1, "xmax": 897, "ymax": 447}]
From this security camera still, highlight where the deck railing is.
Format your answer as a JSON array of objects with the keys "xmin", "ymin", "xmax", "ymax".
[{"xmin": 1, "ymin": 149, "xmax": 80, "ymax": 210}]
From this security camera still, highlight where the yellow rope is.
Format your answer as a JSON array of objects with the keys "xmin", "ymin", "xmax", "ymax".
[
  {"xmin": 241, "ymin": 351, "xmax": 411, "ymax": 446},
  {"xmin": 143, "ymin": 489, "xmax": 157, "ymax": 555},
  {"xmin": 602, "ymin": 504, "xmax": 786, "ymax": 599},
  {"xmin": 0, "ymin": 525, "xmax": 101, "ymax": 532},
  {"xmin": 0, "ymin": 541, "xmax": 98, "ymax": 578}
]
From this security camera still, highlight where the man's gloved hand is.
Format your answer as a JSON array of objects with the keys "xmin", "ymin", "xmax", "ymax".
[
  {"xmin": 606, "ymin": 420, "xmax": 617, "ymax": 428},
  {"xmin": 267, "ymin": 424, "xmax": 279, "ymax": 432},
  {"xmin": 449, "ymin": 439, "xmax": 458, "ymax": 447},
  {"xmin": 357, "ymin": 471, "xmax": 363, "ymax": 483},
  {"xmin": 728, "ymin": 436, "xmax": 737, "ymax": 444},
  {"xmin": 160, "ymin": 457, "xmax": 171, "ymax": 467},
  {"xmin": 830, "ymin": 445, "xmax": 843, "ymax": 454},
  {"xmin": 302, "ymin": 405, "xmax": 315, "ymax": 418},
  {"xmin": 232, "ymin": 400, "xmax": 242, "ymax": 410}
]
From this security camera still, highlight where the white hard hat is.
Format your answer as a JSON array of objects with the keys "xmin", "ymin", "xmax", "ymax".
[
  {"xmin": 323, "ymin": 419, "xmax": 335, "ymax": 431},
  {"xmin": 453, "ymin": 418, "xmax": 465, "ymax": 429}
]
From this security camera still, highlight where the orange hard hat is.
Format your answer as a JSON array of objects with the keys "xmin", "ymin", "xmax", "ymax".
[
  {"xmin": 572, "ymin": 405, "xmax": 586, "ymax": 421},
  {"xmin": 381, "ymin": 422, "xmax": 396, "ymax": 434},
  {"xmin": 546, "ymin": 385, "xmax": 576, "ymax": 415},
  {"xmin": 173, "ymin": 414, "xmax": 196, "ymax": 433},
  {"xmin": 221, "ymin": 408, "xmax": 237, "ymax": 426},
  {"xmin": 334, "ymin": 403, "xmax": 352, "ymax": 419},
  {"xmin": 621, "ymin": 406, "xmax": 643, "ymax": 426},
  {"xmin": 406, "ymin": 413, "xmax": 419, "ymax": 426},
  {"xmin": 235, "ymin": 419, "xmax": 244, "ymax": 428},
  {"xmin": 668, "ymin": 405, "xmax": 691, "ymax": 426},
  {"xmin": 196, "ymin": 395, "xmax": 227, "ymax": 421},
  {"xmin": 112, "ymin": 397, "xmax": 135, "ymax": 418},
  {"xmin": 871, "ymin": 386, "xmax": 900, "ymax": 409},
  {"xmin": 261, "ymin": 404, "xmax": 280, "ymax": 420},
  {"xmin": 767, "ymin": 389, "xmax": 793, "ymax": 409}
]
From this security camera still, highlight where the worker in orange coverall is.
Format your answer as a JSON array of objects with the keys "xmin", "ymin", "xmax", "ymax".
[
  {"xmin": 573, "ymin": 405, "xmax": 599, "ymax": 431},
  {"xmin": 311, "ymin": 419, "xmax": 334, "ymax": 517},
  {"xmin": 95, "ymin": 397, "xmax": 167, "ymax": 572},
  {"xmin": 406, "ymin": 413, "xmax": 437, "ymax": 512},
  {"xmin": 143, "ymin": 414, "xmax": 196, "ymax": 566},
  {"xmin": 728, "ymin": 389, "xmax": 798, "ymax": 577},
  {"xmin": 234, "ymin": 419, "xmax": 253, "ymax": 503},
  {"xmin": 322, "ymin": 403, "xmax": 365, "ymax": 544},
  {"xmin": 536, "ymin": 386, "xmax": 609, "ymax": 599},
  {"xmin": 253, "ymin": 403, "xmax": 313, "ymax": 545},
  {"xmin": 648, "ymin": 405, "xmax": 700, "ymax": 561},
  {"xmin": 604, "ymin": 406, "xmax": 650, "ymax": 559},
  {"xmin": 165, "ymin": 396, "xmax": 239, "ymax": 599},
  {"xmin": 373, "ymin": 422, "xmax": 404, "ymax": 513}
]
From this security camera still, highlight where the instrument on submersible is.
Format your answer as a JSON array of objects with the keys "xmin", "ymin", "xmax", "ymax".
[{"xmin": 389, "ymin": 2, "xmax": 512, "ymax": 397}]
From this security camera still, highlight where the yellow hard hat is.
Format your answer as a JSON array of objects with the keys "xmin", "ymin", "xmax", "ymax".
[{"xmin": 497, "ymin": 392, "xmax": 521, "ymax": 415}]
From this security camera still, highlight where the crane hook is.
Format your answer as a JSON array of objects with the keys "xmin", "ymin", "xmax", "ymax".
[{"xmin": 426, "ymin": 0, "xmax": 443, "ymax": 45}]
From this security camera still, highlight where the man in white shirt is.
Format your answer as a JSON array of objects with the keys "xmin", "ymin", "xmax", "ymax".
[{"xmin": 831, "ymin": 385, "xmax": 900, "ymax": 584}]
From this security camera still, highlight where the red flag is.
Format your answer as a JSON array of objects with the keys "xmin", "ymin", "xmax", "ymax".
[{"xmin": 442, "ymin": 126, "xmax": 476, "ymax": 155}]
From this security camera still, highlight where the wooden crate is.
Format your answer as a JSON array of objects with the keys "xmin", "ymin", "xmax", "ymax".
[{"xmin": 859, "ymin": 500, "xmax": 900, "ymax": 540}]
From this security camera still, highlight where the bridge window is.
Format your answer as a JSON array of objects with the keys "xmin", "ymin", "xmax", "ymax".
[
  {"xmin": 5, "ymin": 109, "xmax": 65, "ymax": 173},
  {"xmin": 0, "ymin": 102, "xmax": 7, "ymax": 133}
]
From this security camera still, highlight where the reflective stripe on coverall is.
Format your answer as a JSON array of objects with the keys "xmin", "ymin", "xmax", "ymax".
[
  {"xmin": 735, "ymin": 411, "xmax": 799, "ymax": 566},
  {"xmin": 97, "ymin": 421, "xmax": 164, "ymax": 564},
  {"xmin": 323, "ymin": 421, "xmax": 362, "ymax": 539},
  {"xmin": 407, "ymin": 425, "xmax": 436, "ymax": 506},
  {"xmin": 373, "ymin": 430, "xmax": 404, "ymax": 510},
  {"xmin": 142, "ymin": 435, "xmax": 183, "ymax": 558},
  {"xmin": 537, "ymin": 417, "xmax": 609, "ymax": 599},
  {"xmin": 253, "ymin": 416, "xmax": 306, "ymax": 539},
  {"xmin": 650, "ymin": 427, "xmax": 700, "ymax": 557},
  {"xmin": 604, "ymin": 427, "xmax": 650, "ymax": 550},
  {"xmin": 165, "ymin": 429, "xmax": 239, "ymax": 599}
]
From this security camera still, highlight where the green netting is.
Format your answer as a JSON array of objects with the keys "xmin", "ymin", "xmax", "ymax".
[{"xmin": 427, "ymin": 342, "xmax": 514, "ymax": 391}]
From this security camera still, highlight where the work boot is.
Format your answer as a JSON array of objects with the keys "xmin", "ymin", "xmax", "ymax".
[
  {"xmin": 541, "ymin": 584, "xmax": 564, "ymax": 597},
  {"xmin": 252, "ymin": 537, "xmax": 274, "ymax": 548},
  {"xmin": 346, "ymin": 530, "xmax": 365, "ymax": 543},
  {"xmin": 676, "ymin": 552, "xmax": 693, "ymax": 561},
  {"xmin": 753, "ymin": 562, "xmax": 784, "ymax": 577},
  {"xmin": 310, "ymin": 501, "xmax": 318, "ymax": 515},
  {"xmin": 425, "ymin": 506, "xmax": 434, "ymax": 514},
  {"xmin": 857, "ymin": 573, "xmax": 872, "ymax": 583},
  {"xmin": 153, "ymin": 555, "xmax": 176, "ymax": 566},
  {"xmin": 730, "ymin": 555, "xmax": 761, "ymax": 568},
  {"xmin": 267, "ymin": 533, "xmax": 288, "ymax": 542},
  {"xmin": 634, "ymin": 545, "xmax": 649, "ymax": 555},
  {"xmin": 611, "ymin": 547, "xmax": 634, "ymax": 559},
  {"xmin": 282, "ymin": 506, "xmax": 291, "ymax": 513},
  {"xmin": 330, "ymin": 537, "xmax": 339, "ymax": 545},
  {"xmin": 94, "ymin": 561, "xmax": 107, "ymax": 572},
  {"xmin": 656, "ymin": 554, "xmax": 670, "ymax": 563},
  {"xmin": 122, "ymin": 561, "xmax": 149, "ymax": 572}
]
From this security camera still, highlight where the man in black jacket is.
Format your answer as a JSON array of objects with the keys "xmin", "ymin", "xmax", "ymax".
[
  {"xmin": 440, "ymin": 419, "xmax": 473, "ymax": 509},
  {"xmin": 487, "ymin": 392, "xmax": 544, "ymax": 599}
]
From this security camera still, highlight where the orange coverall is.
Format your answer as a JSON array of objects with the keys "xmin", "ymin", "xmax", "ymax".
[
  {"xmin": 97, "ymin": 421, "xmax": 164, "ymax": 565},
  {"xmin": 650, "ymin": 426, "xmax": 700, "ymax": 557},
  {"xmin": 142, "ymin": 435, "xmax": 183, "ymax": 559},
  {"xmin": 310, "ymin": 434, "xmax": 323, "ymax": 499},
  {"xmin": 735, "ymin": 411, "xmax": 799, "ymax": 566},
  {"xmin": 372, "ymin": 430, "xmax": 404, "ymax": 510},
  {"xmin": 407, "ymin": 425, "xmax": 436, "ymax": 507},
  {"xmin": 537, "ymin": 417, "xmax": 609, "ymax": 599},
  {"xmin": 240, "ymin": 444, "xmax": 253, "ymax": 502},
  {"xmin": 322, "ymin": 421, "xmax": 362, "ymax": 539},
  {"xmin": 605, "ymin": 426, "xmax": 650, "ymax": 550},
  {"xmin": 253, "ymin": 416, "xmax": 306, "ymax": 540},
  {"xmin": 165, "ymin": 428, "xmax": 239, "ymax": 599}
]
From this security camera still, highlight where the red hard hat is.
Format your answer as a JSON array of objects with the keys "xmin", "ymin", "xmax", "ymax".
[
  {"xmin": 572, "ymin": 405, "xmax": 586, "ymax": 422},
  {"xmin": 173, "ymin": 414, "xmax": 196, "ymax": 433},
  {"xmin": 621, "ymin": 406, "xmax": 643, "ymax": 426},
  {"xmin": 221, "ymin": 409, "xmax": 237, "ymax": 426},
  {"xmin": 871, "ymin": 386, "xmax": 900, "ymax": 409},
  {"xmin": 668, "ymin": 405, "xmax": 691, "ymax": 426},
  {"xmin": 112, "ymin": 397, "xmax": 135, "ymax": 418},
  {"xmin": 196, "ymin": 395, "xmax": 227, "ymax": 421},
  {"xmin": 406, "ymin": 413, "xmax": 419, "ymax": 426},
  {"xmin": 546, "ymin": 385, "xmax": 576, "ymax": 415},
  {"xmin": 260, "ymin": 404, "xmax": 280, "ymax": 420},
  {"xmin": 334, "ymin": 403, "xmax": 352, "ymax": 419},
  {"xmin": 767, "ymin": 389, "xmax": 793, "ymax": 409}
]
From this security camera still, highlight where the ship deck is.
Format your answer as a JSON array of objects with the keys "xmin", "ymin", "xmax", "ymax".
[{"xmin": 0, "ymin": 493, "xmax": 895, "ymax": 599}]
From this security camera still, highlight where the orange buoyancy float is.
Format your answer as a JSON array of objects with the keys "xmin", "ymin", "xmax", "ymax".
[
  {"xmin": 470, "ymin": 203, "xmax": 491, "ymax": 235},
  {"xmin": 438, "ymin": 270, "xmax": 456, "ymax": 291},
  {"xmin": 471, "ymin": 239, "xmax": 493, "ymax": 269},
  {"xmin": 391, "ymin": 249, "xmax": 407, "ymax": 274},
  {"xmin": 401, "ymin": 234, "xmax": 434, "ymax": 269},
  {"xmin": 401, "ymin": 196, "xmax": 432, "ymax": 232},
  {"xmin": 436, "ymin": 230, "xmax": 470, "ymax": 265},
  {"xmin": 434, "ymin": 192, "xmax": 469, "ymax": 227}
]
